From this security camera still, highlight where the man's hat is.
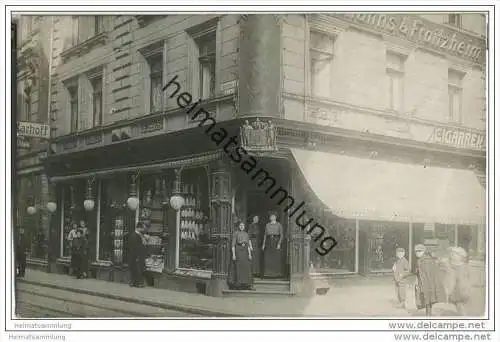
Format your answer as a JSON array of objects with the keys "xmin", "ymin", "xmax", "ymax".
[
  {"xmin": 414, "ymin": 244, "xmax": 426, "ymax": 252},
  {"xmin": 396, "ymin": 247, "xmax": 405, "ymax": 253}
]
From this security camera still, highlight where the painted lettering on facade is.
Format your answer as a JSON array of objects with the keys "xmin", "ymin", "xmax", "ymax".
[
  {"xmin": 427, "ymin": 127, "xmax": 485, "ymax": 150},
  {"xmin": 335, "ymin": 13, "xmax": 484, "ymax": 63}
]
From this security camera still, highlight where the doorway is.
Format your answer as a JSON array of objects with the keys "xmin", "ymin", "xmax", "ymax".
[{"xmin": 246, "ymin": 188, "xmax": 288, "ymax": 279}]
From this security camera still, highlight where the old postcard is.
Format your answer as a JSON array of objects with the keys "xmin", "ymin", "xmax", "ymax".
[{"xmin": 3, "ymin": 3, "xmax": 495, "ymax": 341}]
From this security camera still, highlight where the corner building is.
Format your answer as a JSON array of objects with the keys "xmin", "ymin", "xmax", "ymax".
[{"xmin": 43, "ymin": 13, "xmax": 486, "ymax": 296}]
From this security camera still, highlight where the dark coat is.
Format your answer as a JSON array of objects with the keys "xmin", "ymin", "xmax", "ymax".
[
  {"xmin": 416, "ymin": 254, "xmax": 447, "ymax": 306},
  {"xmin": 128, "ymin": 231, "xmax": 147, "ymax": 263}
]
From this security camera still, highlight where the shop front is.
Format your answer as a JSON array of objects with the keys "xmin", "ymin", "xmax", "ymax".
[{"xmin": 291, "ymin": 148, "xmax": 486, "ymax": 277}]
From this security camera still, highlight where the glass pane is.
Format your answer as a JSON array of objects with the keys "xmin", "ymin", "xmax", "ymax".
[
  {"xmin": 150, "ymin": 74, "xmax": 163, "ymax": 112},
  {"xmin": 309, "ymin": 217, "xmax": 356, "ymax": 273},
  {"xmin": 178, "ymin": 168, "xmax": 212, "ymax": 271},
  {"xmin": 140, "ymin": 175, "xmax": 166, "ymax": 272},
  {"xmin": 360, "ymin": 220, "xmax": 409, "ymax": 272},
  {"xmin": 311, "ymin": 57, "xmax": 331, "ymax": 98},
  {"xmin": 99, "ymin": 177, "xmax": 128, "ymax": 262},
  {"xmin": 200, "ymin": 62, "xmax": 214, "ymax": 100}
]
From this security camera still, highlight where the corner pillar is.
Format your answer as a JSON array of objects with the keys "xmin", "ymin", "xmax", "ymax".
[{"xmin": 238, "ymin": 14, "xmax": 282, "ymax": 117}]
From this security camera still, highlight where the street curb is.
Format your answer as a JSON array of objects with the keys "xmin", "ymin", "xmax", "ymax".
[{"xmin": 18, "ymin": 279, "xmax": 244, "ymax": 317}]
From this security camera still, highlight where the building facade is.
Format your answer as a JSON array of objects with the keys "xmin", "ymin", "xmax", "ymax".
[
  {"xmin": 15, "ymin": 15, "xmax": 56, "ymax": 270},
  {"xmin": 33, "ymin": 13, "xmax": 486, "ymax": 297}
]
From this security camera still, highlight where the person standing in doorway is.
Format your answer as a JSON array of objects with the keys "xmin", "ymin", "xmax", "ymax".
[
  {"xmin": 262, "ymin": 212, "xmax": 283, "ymax": 278},
  {"xmin": 68, "ymin": 222, "xmax": 79, "ymax": 276},
  {"xmin": 128, "ymin": 222, "xmax": 147, "ymax": 288},
  {"xmin": 78, "ymin": 220, "xmax": 89, "ymax": 278},
  {"xmin": 414, "ymin": 244, "xmax": 446, "ymax": 316},
  {"xmin": 248, "ymin": 215, "xmax": 261, "ymax": 277},
  {"xmin": 231, "ymin": 221, "xmax": 254, "ymax": 290}
]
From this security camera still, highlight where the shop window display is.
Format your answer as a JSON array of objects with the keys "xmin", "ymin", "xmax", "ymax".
[
  {"xmin": 99, "ymin": 177, "xmax": 131, "ymax": 263},
  {"xmin": 179, "ymin": 168, "xmax": 212, "ymax": 271},
  {"xmin": 310, "ymin": 215, "xmax": 356, "ymax": 273},
  {"xmin": 360, "ymin": 220, "xmax": 409, "ymax": 272},
  {"xmin": 60, "ymin": 181, "xmax": 85, "ymax": 258},
  {"xmin": 139, "ymin": 174, "xmax": 168, "ymax": 273}
]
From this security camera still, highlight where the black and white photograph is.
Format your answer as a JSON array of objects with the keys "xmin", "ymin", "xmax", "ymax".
[{"xmin": 1, "ymin": 2, "xmax": 497, "ymax": 341}]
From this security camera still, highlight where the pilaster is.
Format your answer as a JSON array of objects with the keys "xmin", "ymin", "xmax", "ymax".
[{"xmin": 208, "ymin": 160, "xmax": 233, "ymax": 296}]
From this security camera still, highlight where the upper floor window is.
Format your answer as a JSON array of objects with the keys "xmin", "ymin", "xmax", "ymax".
[
  {"xmin": 66, "ymin": 81, "xmax": 79, "ymax": 132},
  {"xmin": 69, "ymin": 16, "xmax": 104, "ymax": 48},
  {"xmin": 310, "ymin": 31, "xmax": 335, "ymax": 98},
  {"xmin": 386, "ymin": 51, "xmax": 406, "ymax": 112},
  {"xmin": 94, "ymin": 16, "xmax": 104, "ymax": 36},
  {"xmin": 448, "ymin": 14, "xmax": 462, "ymax": 28},
  {"xmin": 89, "ymin": 70, "xmax": 103, "ymax": 127},
  {"xmin": 195, "ymin": 32, "xmax": 216, "ymax": 100},
  {"xmin": 448, "ymin": 69, "xmax": 465, "ymax": 123},
  {"xmin": 148, "ymin": 54, "xmax": 164, "ymax": 112}
]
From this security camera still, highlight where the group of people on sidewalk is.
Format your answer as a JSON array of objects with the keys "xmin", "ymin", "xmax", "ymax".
[{"xmin": 392, "ymin": 244, "xmax": 472, "ymax": 316}]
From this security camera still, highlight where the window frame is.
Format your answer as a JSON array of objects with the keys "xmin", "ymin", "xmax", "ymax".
[
  {"xmin": 66, "ymin": 82, "xmax": 79, "ymax": 133},
  {"xmin": 448, "ymin": 14, "xmax": 462, "ymax": 28},
  {"xmin": 385, "ymin": 51, "xmax": 407, "ymax": 112},
  {"xmin": 147, "ymin": 54, "xmax": 164, "ymax": 113},
  {"xmin": 90, "ymin": 72, "xmax": 103, "ymax": 127},
  {"xmin": 195, "ymin": 32, "xmax": 217, "ymax": 100},
  {"xmin": 448, "ymin": 69, "xmax": 465, "ymax": 123},
  {"xmin": 309, "ymin": 30, "xmax": 336, "ymax": 99}
]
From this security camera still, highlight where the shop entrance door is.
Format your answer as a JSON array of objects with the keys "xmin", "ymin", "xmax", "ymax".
[{"xmin": 247, "ymin": 190, "xmax": 288, "ymax": 279}]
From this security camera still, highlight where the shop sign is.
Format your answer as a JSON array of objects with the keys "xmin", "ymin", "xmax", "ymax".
[
  {"xmin": 220, "ymin": 80, "xmax": 237, "ymax": 95},
  {"xmin": 333, "ymin": 13, "xmax": 484, "ymax": 63},
  {"xmin": 427, "ymin": 127, "xmax": 485, "ymax": 150},
  {"xmin": 17, "ymin": 121, "xmax": 51, "ymax": 139},
  {"xmin": 140, "ymin": 118, "xmax": 164, "ymax": 134}
]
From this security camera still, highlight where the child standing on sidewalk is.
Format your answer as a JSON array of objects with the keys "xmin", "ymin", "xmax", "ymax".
[{"xmin": 393, "ymin": 247, "xmax": 410, "ymax": 308}]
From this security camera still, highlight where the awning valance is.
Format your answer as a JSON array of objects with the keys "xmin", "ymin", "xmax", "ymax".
[{"xmin": 291, "ymin": 149, "xmax": 486, "ymax": 225}]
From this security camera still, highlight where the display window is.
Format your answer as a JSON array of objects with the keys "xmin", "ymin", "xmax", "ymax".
[
  {"xmin": 99, "ymin": 176, "xmax": 134, "ymax": 263},
  {"xmin": 360, "ymin": 220, "xmax": 409, "ymax": 272},
  {"xmin": 20, "ymin": 175, "xmax": 46, "ymax": 260},
  {"xmin": 178, "ymin": 168, "xmax": 212, "ymax": 271},
  {"xmin": 309, "ymin": 215, "xmax": 356, "ymax": 274},
  {"xmin": 139, "ymin": 173, "xmax": 168, "ymax": 273}
]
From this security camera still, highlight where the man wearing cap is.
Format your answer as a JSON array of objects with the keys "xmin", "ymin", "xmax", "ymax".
[
  {"xmin": 392, "ymin": 247, "xmax": 410, "ymax": 308},
  {"xmin": 414, "ymin": 244, "xmax": 446, "ymax": 316}
]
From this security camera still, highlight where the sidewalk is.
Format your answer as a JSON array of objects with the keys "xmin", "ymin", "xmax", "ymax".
[{"xmin": 17, "ymin": 269, "xmax": 485, "ymax": 317}]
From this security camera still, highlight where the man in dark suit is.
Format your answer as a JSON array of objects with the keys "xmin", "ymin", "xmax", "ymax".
[{"xmin": 128, "ymin": 222, "xmax": 147, "ymax": 287}]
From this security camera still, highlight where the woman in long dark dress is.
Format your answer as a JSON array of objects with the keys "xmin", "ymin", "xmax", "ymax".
[
  {"xmin": 262, "ymin": 212, "xmax": 283, "ymax": 278},
  {"xmin": 231, "ymin": 221, "xmax": 254, "ymax": 290},
  {"xmin": 414, "ymin": 244, "xmax": 446, "ymax": 316}
]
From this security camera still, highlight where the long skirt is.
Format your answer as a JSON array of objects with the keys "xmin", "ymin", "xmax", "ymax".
[
  {"xmin": 231, "ymin": 244, "xmax": 253, "ymax": 289},
  {"xmin": 263, "ymin": 235, "xmax": 282, "ymax": 278},
  {"xmin": 250, "ymin": 234, "xmax": 261, "ymax": 276}
]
